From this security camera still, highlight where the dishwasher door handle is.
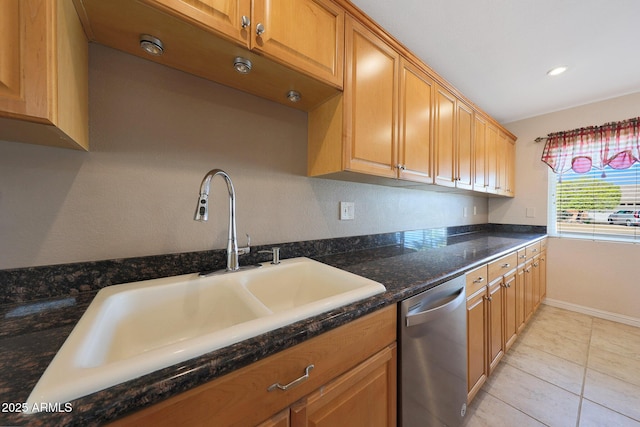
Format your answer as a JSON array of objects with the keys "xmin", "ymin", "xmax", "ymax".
[{"xmin": 405, "ymin": 288, "xmax": 465, "ymax": 327}]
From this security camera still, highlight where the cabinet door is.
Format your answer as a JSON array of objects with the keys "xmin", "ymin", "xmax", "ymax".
[
  {"xmin": 466, "ymin": 287, "xmax": 487, "ymax": 403},
  {"xmin": 503, "ymin": 136, "xmax": 516, "ymax": 196},
  {"xmin": 259, "ymin": 409, "xmax": 290, "ymax": 427},
  {"xmin": 343, "ymin": 17, "xmax": 399, "ymax": 178},
  {"xmin": 0, "ymin": 0, "xmax": 52, "ymax": 121},
  {"xmin": 532, "ymin": 255, "xmax": 541, "ymax": 310},
  {"xmin": 503, "ymin": 271, "xmax": 517, "ymax": 352},
  {"xmin": 473, "ymin": 114, "xmax": 487, "ymax": 192},
  {"xmin": 456, "ymin": 101, "xmax": 473, "ymax": 190},
  {"xmin": 485, "ymin": 123, "xmax": 499, "ymax": 194},
  {"xmin": 524, "ymin": 260, "xmax": 534, "ymax": 322},
  {"xmin": 434, "ymin": 84, "xmax": 457, "ymax": 187},
  {"xmin": 252, "ymin": 0, "xmax": 344, "ymax": 88},
  {"xmin": 143, "ymin": 0, "xmax": 251, "ymax": 46},
  {"xmin": 398, "ymin": 59, "xmax": 434, "ymax": 183},
  {"xmin": 291, "ymin": 345, "xmax": 397, "ymax": 427},
  {"xmin": 487, "ymin": 279, "xmax": 504, "ymax": 375},
  {"xmin": 539, "ymin": 250, "xmax": 547, "ymax": 300},
  {"xmin": 516, "ymin": 266, "xmax": 526, "ymax": 333}
]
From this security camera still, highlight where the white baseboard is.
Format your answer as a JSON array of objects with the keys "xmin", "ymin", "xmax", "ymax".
[{"xmin": 543, "ymin": 298, "xmax": 640, "ymax": 328}]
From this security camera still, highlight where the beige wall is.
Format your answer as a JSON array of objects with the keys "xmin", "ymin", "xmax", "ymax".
[
  {"xmin": 490, "ymin": 92, "xmax": 640, "ymax": 323},
  {"xmin": 0, "ymin": 44, "xmax": 488, "ymax": 270}
]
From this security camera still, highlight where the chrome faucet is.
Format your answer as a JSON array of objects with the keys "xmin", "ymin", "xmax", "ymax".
[{"xmin": 194, "ymin": 169, "xmax": 250, "ymax": 273}]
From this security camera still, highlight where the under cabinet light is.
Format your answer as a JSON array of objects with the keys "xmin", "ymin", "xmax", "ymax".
[
  {"xmin": 233, "ymin": 57, "xmax": 252, "ymax": 74},
  {"xmin": 139, "ymin": 34, "xmax": 164, "ymax": 56}
]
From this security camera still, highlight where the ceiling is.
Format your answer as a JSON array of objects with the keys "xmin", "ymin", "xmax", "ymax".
[{"xmin": 350, "ymin": 0, "xmax": 640, "ymax": 124}]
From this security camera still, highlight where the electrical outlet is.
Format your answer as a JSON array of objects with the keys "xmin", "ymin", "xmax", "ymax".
[
  {"xmin": 463, "ymin": 207, "xmax": 468, "ymax": 217},
  {"xmin": 526, "ymin": 207, "xmax": 536, "ymax": 218},
  {"xmin": 340, "ymin": 202, "xmax": 355, "ymax": 220}
]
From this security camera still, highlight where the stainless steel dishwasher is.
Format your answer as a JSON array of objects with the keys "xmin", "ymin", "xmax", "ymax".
[{"xmin": 399, "ymin": 275, "xmax": 468, "ymax": 427}]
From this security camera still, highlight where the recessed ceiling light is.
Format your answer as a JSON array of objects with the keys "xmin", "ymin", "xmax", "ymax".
[{"xmin": 547, "ymin": 66, "xmax": 568, "ymax": 76}]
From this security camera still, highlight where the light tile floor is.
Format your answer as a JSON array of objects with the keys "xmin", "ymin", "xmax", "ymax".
[{"xmin": 462, "ymin": 304, "xmax": 640, "ymax": 427}]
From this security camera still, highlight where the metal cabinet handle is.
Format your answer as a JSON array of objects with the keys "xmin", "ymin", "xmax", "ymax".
[
  {"xmin": 241, "ymin": 15, "xmax": 250, "ymax": 29},
  {"xmin": 256, "ymin": 23, "xmax": 265, "ymax": 36},
  {"xmin": 485, "ymin": 296, "xmax": 493, "ymax": 302},
  {"xmin": 473, "ymin": 277, "xmax": 485, "ymax": 284},
  {"xmin": 501, "ymin": 263, "xmax": 510, "ymax": 268},
  {"xmin": 268, "ymin": 365, "xmax": 314, "ymax": 391}
]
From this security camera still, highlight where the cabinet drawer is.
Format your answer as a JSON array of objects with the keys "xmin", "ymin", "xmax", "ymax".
[
  {"xmin": 488, "ymin": 252, "xmax": 517, "ymax": 282},
  {"xmin": 540, "ymin": 237, "xmax": 548, "ymax": 250},
  {"xmin": 525, "ymin": 242, "xmax": 541, "ymax": 259},
  {"xmin": 466, "ymin": 264, "xmax": 488, "ymax": 296},
  {"xmin": 517, "ymin": 248, "xmax": 527, "ymax": 265},
  {"xmin": 109, "ymin": 305, "xmax": 397, "ymax": 427}
]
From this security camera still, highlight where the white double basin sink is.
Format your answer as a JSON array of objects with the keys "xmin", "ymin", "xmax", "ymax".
[{"xmin": 26, "ymin": 257, "xmax": 386, "ymax": 408}]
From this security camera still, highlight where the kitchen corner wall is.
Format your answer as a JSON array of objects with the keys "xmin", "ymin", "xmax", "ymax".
[
  {"xmin": 0, "ymin": 44, "xmax": 488, "ymax": 270},
  {"xmin": 488, "ymin": 91, "xmax": 640, "ymax": 323}
]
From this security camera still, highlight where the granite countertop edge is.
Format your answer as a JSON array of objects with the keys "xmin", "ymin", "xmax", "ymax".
[{"xmin": 3, "ymin": 231, "xmax": 546, "ymax": 426}]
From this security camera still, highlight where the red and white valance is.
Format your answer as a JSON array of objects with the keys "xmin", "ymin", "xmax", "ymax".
[{"xmin": 541, "ymin": 117, "xmax": 640, "ymax": 174}]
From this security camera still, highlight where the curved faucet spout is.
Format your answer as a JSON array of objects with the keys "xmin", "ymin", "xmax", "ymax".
[{"xmin": 195, "ymin": 169, "xmax": 247, "ymax": 272}]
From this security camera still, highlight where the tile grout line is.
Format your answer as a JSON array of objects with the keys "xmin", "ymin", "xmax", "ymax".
[{"xmin": 575, "ymin": 315, "xmax": 595, "ymax": 427}]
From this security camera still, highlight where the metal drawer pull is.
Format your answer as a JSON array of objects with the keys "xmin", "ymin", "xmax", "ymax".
[
  {"xmin": 473, "ymin": 277, "xmax": 484, "ymax": 284},
  {"xmin": 501, "ymin": 263, "xmax": 510, "ymax": 268},
  {"xmin": 268, "ymin": 365, "xmax": 314, "ymax": 392}
]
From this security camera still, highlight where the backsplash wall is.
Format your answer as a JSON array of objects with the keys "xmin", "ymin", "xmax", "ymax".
[{"xmin": 0, "ymin": 44, "xmax": 488, "ymax": 270}]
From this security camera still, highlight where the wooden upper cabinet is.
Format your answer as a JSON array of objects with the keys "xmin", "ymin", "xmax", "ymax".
[
  {"xmin": 343, "ymin": 16, "xmax": 399, "ymax": 178},
  {"xmin": 398, "ymin": 59, "xmax": 434, "ymax": 184},
  {"xmin": 0, "ymin": 0, "xmax": 47, "ymax": 121},
  {"xmin": 142, "ymin": 0, "xmax": 252, "ymax": 46},
  {"xmin": 473, "ymin": 113, "xmax": 488, "ymax": 192},
  {"xmin": 0, "ymin": 0, "xmax": 88, "ymax": 150},
  {"xmin": 433, "ymin": 88, "xmax": 474, "ymax": 190},
  {"xmin": 456, "ymin": 101, "xmax": 473, "ymax": 190},
  {"xmin": 145, "ymin": 0, "xmax": 344, "ymax": 88},
  {"xmin": 252, "ymin": 0, "xmax": 345, "ymax": 88},
  {"xmin": 501, "ymin": 134, "xmax": 516, "ymax": 197},
  {"xmin": 485, "ymin": 123, "xmax": 499, "ymax": 194},
  {"xmin": 434, "ymin": 84, "xmax": 457, "ymax": 187}
]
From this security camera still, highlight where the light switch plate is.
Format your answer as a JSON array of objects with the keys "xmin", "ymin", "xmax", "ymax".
[{"xmin": 340, "ymin": 202, "xmax": 355, "ymax": 220}]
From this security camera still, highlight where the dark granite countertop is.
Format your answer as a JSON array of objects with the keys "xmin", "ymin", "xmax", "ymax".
[{"xmin": 0, "ymin": 228, "xmax": 545, "ymax": 426}]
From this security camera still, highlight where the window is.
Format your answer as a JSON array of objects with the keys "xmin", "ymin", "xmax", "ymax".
[{"xmin": 549, "ymin": 163, "xmax": 640, "ymax": 242}]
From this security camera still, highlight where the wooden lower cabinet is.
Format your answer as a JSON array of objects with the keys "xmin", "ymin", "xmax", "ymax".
[
  {"xmin": 502, "ymin": 270, "xmax": 518, "ymax": 352},
  {"xmin": 290, "ymin": 345, "xmax": 396, "ymax": 427},
  {"xmin": 539, "ymin": 249, "xmax": 547, "ymax": 300},
  {"xmin": 258, "ymin": 410, "xmax": 291, "ymax": 427},
  {"xmin": 109, "ymin": 306, "xmax": 397, "ymax": 427},
  {"xmin": 532, "ymin": 254, "xmax": 542, "ymax": 310},
  {"xmin": 466, "ymin": 238, "xmax": 548, "ymax": 404},
  {"xmin": 487, "ymin": 278, "xmax": 504, "ymax": 375},
  {"xmin": 465, "ymin": 265, "xmax": 488, "ymax": 403}
]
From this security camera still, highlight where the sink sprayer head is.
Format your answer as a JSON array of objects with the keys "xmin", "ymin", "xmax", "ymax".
[{"xmin": 194, "ymin": 193, "xmax": 209, "ymax": 221}]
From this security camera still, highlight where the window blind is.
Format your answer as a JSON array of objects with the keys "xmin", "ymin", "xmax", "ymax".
[{"xmin": 549, "ymin": 163, "xmax": 640, "ymax": 242}]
